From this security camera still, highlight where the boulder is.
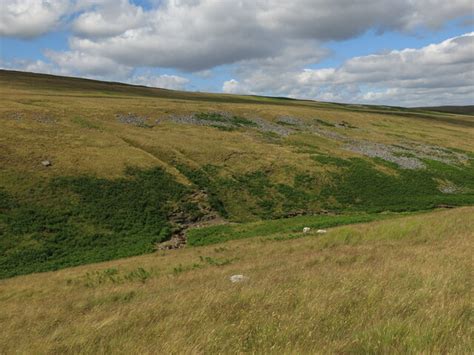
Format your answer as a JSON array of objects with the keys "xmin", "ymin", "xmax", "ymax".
[{"xmin": 230, "ymin": 275, "xmax": 248, "ymax": 283}]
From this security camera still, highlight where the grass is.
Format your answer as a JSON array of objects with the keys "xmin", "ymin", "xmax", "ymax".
[
  {"xmin": 319, "ymin": 157, "xmax": 474, "ymax": 212},
  {"xmin": 71, "ymin": 116, "xmax": 101, "ymax": 129},
  {"xmin": 176, "ymin": 156, "xmax": 474, "ymax": 221},
  {"xmin": 0, "ymin": 207, "xmax": 472, "ymax": 353},
  {"xmin": 0, "ymin": 167, "xmax": 198, "ymax": 279},
  {"xmin": 195, "ymin": 112, "xmax": 258, "ymax": 127},
  {"xmin": 187, "ymin": 212, "xmax": 387, "ymax": 246},
  {"xmin": 1, "ymin": 69, "xmax": 473, "ymax": 277}
]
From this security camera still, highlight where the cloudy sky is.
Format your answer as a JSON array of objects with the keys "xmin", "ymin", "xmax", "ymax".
[{"xmin": 1, "ymin": 0, "xmax": 473, "ymax": 106}]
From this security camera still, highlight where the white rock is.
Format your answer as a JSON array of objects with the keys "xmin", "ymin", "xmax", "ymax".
[
  {"xmin": 230, "ymin": 274, "xmax": 248, "ymax": 283},
  {"xmin": 41, "ymin": 160, "xmax": 52, "ymax": 167},
  {"xmin": 316, "ymin": 229, "xmax": 327, "ymax": 234},
  {"xmin": 303, "ymin": 227, "xmax": 311, "ymax": 233}
]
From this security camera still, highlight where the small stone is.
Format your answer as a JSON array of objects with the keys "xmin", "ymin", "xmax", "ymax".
[
  {"xmin": 230, "ymin": 275, "xmax": 248, "ymax": 283},
  {"xmin": 303, "ymin": 227, "xmax": 311, "ymax": 233},
  {"xmin": 41, "ymin": 160, "xmax": 52, "ymax": 167},
  {"xmin": 316, "ymin": 229, "xmax": 327, "ymax": 234}
]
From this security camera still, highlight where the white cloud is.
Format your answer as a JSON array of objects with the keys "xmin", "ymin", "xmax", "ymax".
[
  {"xmin": 223, "ymin": 33, "xmax": 474, "ymax": 106},
  {"xmin": 0, "ymin": 57, "xmax": 190, "ymax": 91},
  {"xmin": 66, "ymin": 1, "xmax": 276, "ymax": 71},
  {"xmin": 72, "ymin": 0, "xmax": 145, "ymax": 38},
  {"xmin": 24, "ymin": 0, "xmax": 469, "ymax": 73},
  {"xmin": 2, "ymin": 1, "xmax": 473, "ymax": 106},
  {"xmin": 0, "ymin": 58, "xmax": 57, "ymax": 74},
  {"xmin": 130, "ymin": 73, "xmax": 189, "ymax": 90},
  {"xmin": 0, "ymin": 0, "xmax": 71, "ymax": 38},
  {"xmin": 222, "ymin": 79, "xmax": 253, "ymax": 94},
  {"xmin": 45, "ymin": 49, "xmax": 133, "ymax": 79}
]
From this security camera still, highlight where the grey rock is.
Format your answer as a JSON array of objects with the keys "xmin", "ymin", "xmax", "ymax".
[
  {"xmin": 230, "ymin": 275, "xmax": 249, "ymax": 283},
  {"xmin": 116, "ymin": 113, "xmax": 151, "ymax": 127}
]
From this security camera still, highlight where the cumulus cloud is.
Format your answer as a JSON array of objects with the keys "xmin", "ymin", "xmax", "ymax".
[
  {"xmin": 227, "ymin": 41, "xmax": 330, "ymax": 97},
  {"xmin": 72, "ymin": 0, "xmax": 145, "ymax": 38},
  {"xmin": 66, "ymin": 1, "xmax": 276, "ymax": 71},
  {"xmin": 2, "ymin": 0, "xmax": 473, "ymax": 105},
  {"xmin": 0, "ymin": 0, "xmax": 71, "ymax": 38},
  {"xmin": 0, "ymin": 58, "xmax": 57, "ymax": 74},
  {"xmin": 45, "ymin": 49, "xmax": 133, "ymax": 79},
  {"xmin": 229, "ymin": 32, "xmax": 474, "ymax": 106},
  {"xmin": 23, "ymin": 0, "xmax": 469, "ymax": 72},
  {"xmin": 222, "ymin": 79, "xmax": 252, "ymax": 94},
  {"xmin": 301, "ymin": 32, "xmax": 474, "ymax": 105},
  {"xmin": 0, "ymin": 56, "xmax": 190, "ymax": 91},
  {"xmin": 130, "ymin": 73, "xmax": 189, "ymax": 90}
]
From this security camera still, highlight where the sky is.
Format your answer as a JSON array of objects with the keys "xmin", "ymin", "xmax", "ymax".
[{"xmin": 1, "ymin": 0, "xmax": 473, "ymax": 107}]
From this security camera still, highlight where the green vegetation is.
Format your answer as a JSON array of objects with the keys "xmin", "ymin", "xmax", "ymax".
[
  {"xmin": 0, "ymin": 168, "xmax": 196, "ymax": 279},
  {"xmin": 313, "ymin": 117, "xmax": 335, "ymax": 127},
  {"xmin": 2, "ymin": 152, "xmax": 471, "ymax": 278},
  {"xmin": 311, "ymin": 154, "xmax": 352, "ymax": 166},
  {"xmin": 1, "ymin": 208, "xmax": 472, "ymax": 353},
  {"xmin": 1, "ymin": 70, "xmax": 473, "ymax": 278},
  {"xmin": 177, "ymin": 154, "xmax": 474, "ymax": 222},
  {"xmin": 71, "ymin": 116, "xmax": 101, "ymax": 129},
  {"xmin": 195, "ymin": 112, "xmax": 258, "ymax": 127},
  {"xmin": 320, "ymin": 157, "xmax": 474, "ymax": 212},
  {"xmin": 175, "ymin": 164, "xmax": 229, "ymax": 218},
  {"xmin": 176, "ymin": 165, "xmax": 324, "ymax": 220},
  {"xmin": 188, "ymin": 213, "xmax": 385, "ymax": 246}
]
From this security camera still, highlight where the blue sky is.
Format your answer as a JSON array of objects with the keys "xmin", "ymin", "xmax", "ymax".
[{"xmin": 1, "ymin": 1, "xmax": 473, "ymax": 106}]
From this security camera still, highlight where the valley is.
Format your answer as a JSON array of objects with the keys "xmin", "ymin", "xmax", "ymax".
[{"xmin": 1, "ymin": 70, "xmax": 473, "ymax": 278}]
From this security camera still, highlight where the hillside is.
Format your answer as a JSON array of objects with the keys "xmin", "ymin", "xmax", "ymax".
[
  {"xmin": 0, "ymin": 208, "xmax": 472, "ymax": 353},
  {"xmin": 415, "ymin": 105, "xmax": 474, "ymax": 116},
  {"xmin": 1, "ymin": 70, "xmax": 473, "ymax": 278}
]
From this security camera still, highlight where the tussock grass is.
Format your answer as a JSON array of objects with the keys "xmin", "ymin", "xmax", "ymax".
[
  {"xmin": 1, "ymin": 70, "xmax": 473, "ymax": 277},
  {"xmin": 0, "ymin": 208, "xmax": 472, "ymax": 353},
  {"xmin": 187, "ymin": 212, "xmax": 385, "ymax": 246}
]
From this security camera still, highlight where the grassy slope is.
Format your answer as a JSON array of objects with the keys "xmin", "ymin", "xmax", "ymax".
[
  {"xmin": 0, "ymin": 207, "xmax": 472, "ymax": 353},
  {"xmin": 415, "ymin": 105, "xmax": 474, "ymax": 116},
  {"xmin": 1, "ymin": 70, "xmax": 474, "ymax": 277}
]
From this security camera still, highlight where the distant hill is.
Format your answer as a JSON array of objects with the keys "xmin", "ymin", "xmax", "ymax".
[
  {"xmin": 0, "ymin": 69, "xmax": 473, "ymax": 278},
  {"xmin": 415, "ymin": 105, "xmax": 474, "ymax": 116}
]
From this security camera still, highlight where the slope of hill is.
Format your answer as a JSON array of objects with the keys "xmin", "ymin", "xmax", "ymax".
[
  {"xmin": 0, "ymin": 70, "xmax": 473, "ymax": 278},
  {"xmin": 415, "ymin": 105, "xmax": 474, "ymax": 116},
  {"xmin": 0, "ymin": 208, "xmax": 472, "ymax": 353}
]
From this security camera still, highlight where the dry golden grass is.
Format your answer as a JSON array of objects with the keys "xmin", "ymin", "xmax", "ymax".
[
  {"xmin": 1, "ymin": 207, "xmax": 472, "ymax": 354},
  {"xmin": 1, "ymin": 70, "xmax": 473, "ymax": 188}
]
